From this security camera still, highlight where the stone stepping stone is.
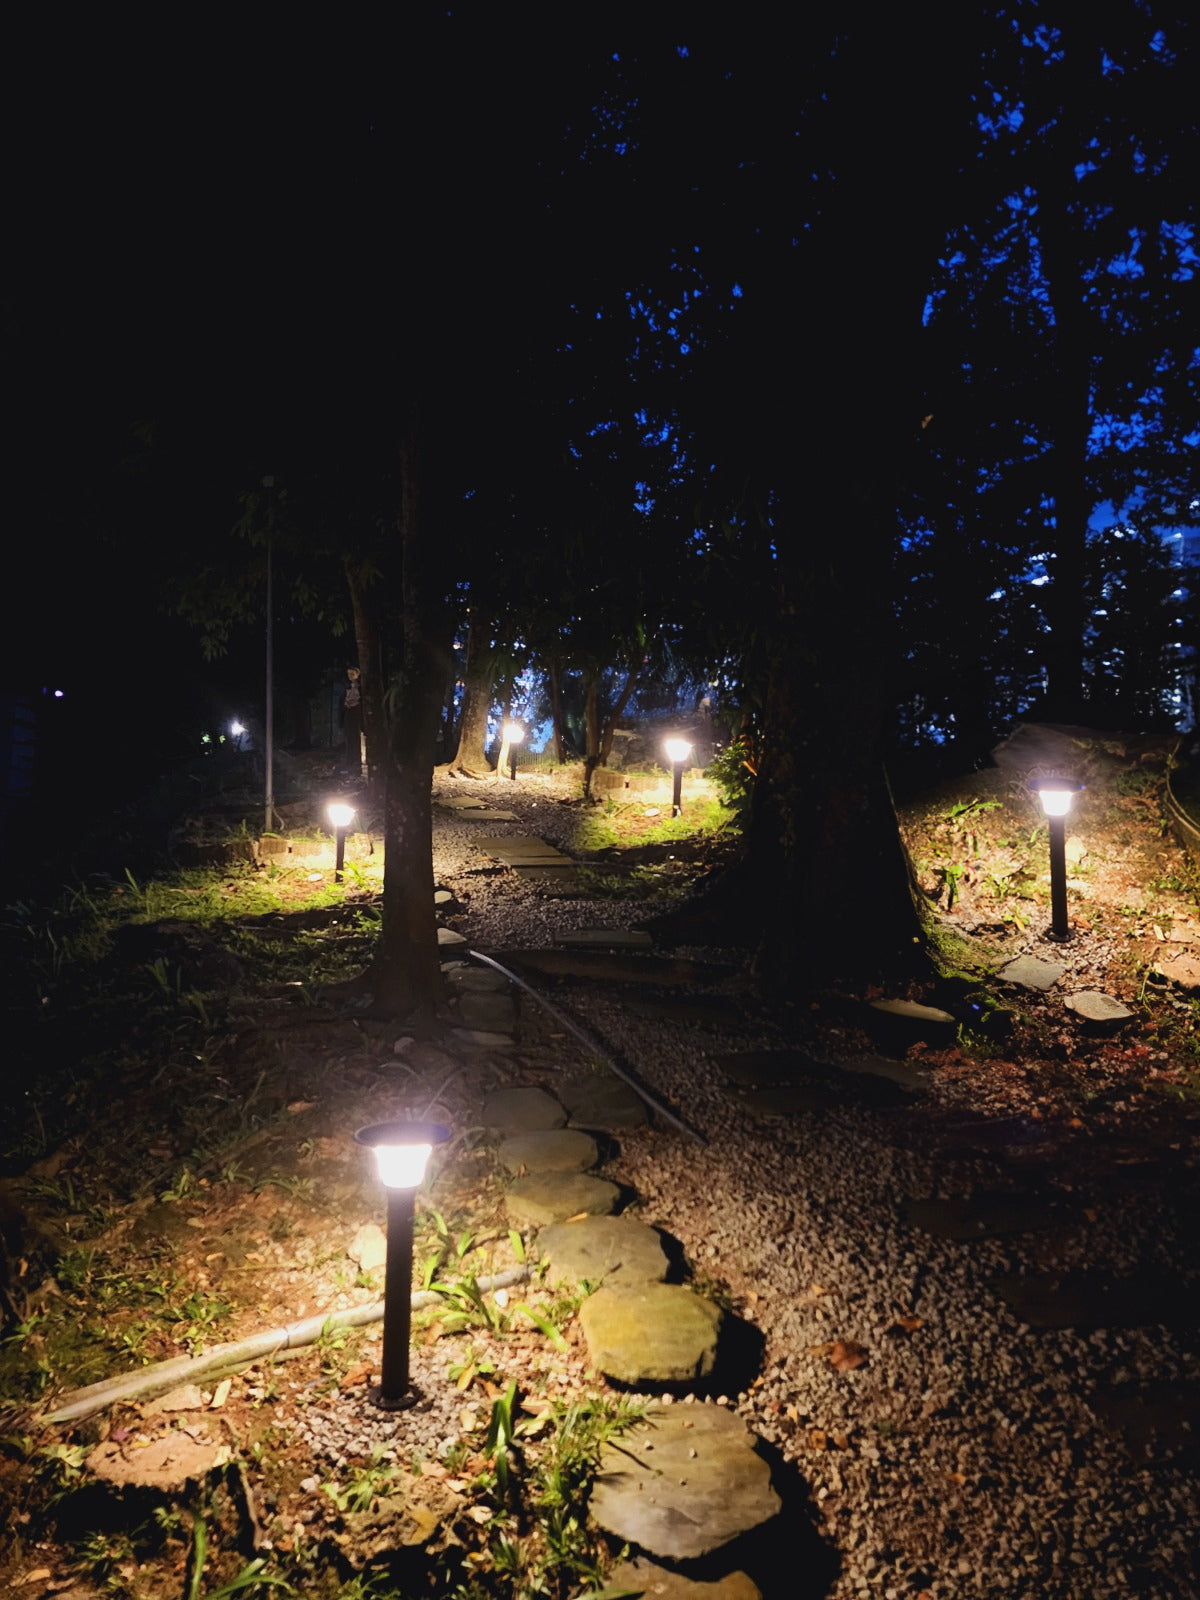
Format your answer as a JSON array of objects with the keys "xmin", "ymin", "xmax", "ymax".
[
  {"xmin": 498, "ymin": 1128, "xmax": 598, "ymax": 1175},
  {"xmin": 447, "ymin": 967, "xmax": 510, "ymax": 993},
  {"xmin": 1086, "ymin": 1380, "xmax": 1200, "ymax": 1465},
  {"xmin": 437, "ymin": 927, "xmax": 468, "ymax": 953},
  {"xmin": 716, "ymin": 1049, "xmax": 828, "ymax": 1087},
  {"xmin": 481, "ymin": 1086, "xmax": 566, "ymax": 1135},
  {"xmin": 607, "ymin": 1560, "xmax": 761, "ymax": 1600},
  {"xmin": 434, "ymin": 887, "xmax": 459, "ymax": 908},
  {"xmin": 627, "ymin": 994, "xmax": 743, "ymax": 1026},
  {"xmin": 559, "ymin": 1073, "xmax": 649, "ymax": 1129},
  {"xmin": 437, "ymin": 796, "xmax": 492, "ymax": 810},
  {"xmin": 557, "ymin": 928, "xmax": 654, "ymax": 948},
  {"xmin": 449, "ymin": 1026, "xmax": 514, "ymax": 1052},
  {"xmin": 579, "ymin": 1284, "xmax": 722, "ymax": 1386},
  {"xmin": 474, "ymin": 836, "xmax": 572, "ymax": 864},
  {"xmin": 589, "ymin": 1403, "xmax": 780, "ymax": 1561},
  {"xmin": 998, "ymin": 955, "xmax": 1065, "ymax": 991},
  {"xmin": 86, "ymin": 1432, "xmax": 231, "ymax": 1494},
  {"xmin": 1064, "ymin": 991, "xmax": 1134, "ymax": 1026},
  {"xmin": 1155, "ymin": 948, "xmax": 1200, "ymax": 990},
  {"xmin": 867, "ymin": 998, "xmax": 957, "ymax": 1042},
  {"xmin": 903, "ymin": 1190, "xmax": 1055, "ymax": 1241},
  {"xmin": 502, "ymin": 949, "xmax": 732, "ymax": 987},
  {"xmin": 737, "ymin": 1083, "xmax": 858, "ymax": 1116},
  {"xmin": 992, "ymin": 1270, "xmax": 1200, "ymax": 1331},
  {"xmin": 504, "ymin": 1172, "xmax": 620, "ymax": 1226},
  {"xmin": 537, "ymin": 1215, "xmax": 670, "ymax": 1288},
  {"xmin": 457, "ymin": 992, "xmax": 517, "ymax": 1033},
  {"xmin": 476, "ymin": 809, "xmax": 521, "ymax": 822}
]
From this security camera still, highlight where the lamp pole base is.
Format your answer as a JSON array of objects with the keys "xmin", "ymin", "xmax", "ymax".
[{"xmin": 368, "ymin": 1383, "xmax": 421, "ymax": 1413}]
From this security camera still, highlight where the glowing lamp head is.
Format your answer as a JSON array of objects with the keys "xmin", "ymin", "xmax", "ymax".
[
  {"xmin": 327, "ymin": 800, "xmax": 356, "ymax": 830},
  {"xmin": 231, "ymin": 720, "xmax": 246, "ymax": 737},
  {"xmin": 355, "ymin": 1120, "xmax": 451, "ymax": 1190},
  {"xmin": 503, "ymin": 722, "xmax": 524, "ymax": 745},
  {"xmin": 1029, "ymin": 778, "xmax": 1083, "ymax": 818},
  {"xmin": 664, "ymin": 737, "xmax": 693, "ymax": 766}
]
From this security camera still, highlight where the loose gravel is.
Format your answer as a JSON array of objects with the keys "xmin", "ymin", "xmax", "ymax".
[{"xmin": 340, "ymin": 772, "xmax": 1200, "ymax": 1596}]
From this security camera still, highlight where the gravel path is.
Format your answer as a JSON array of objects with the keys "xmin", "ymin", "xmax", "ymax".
[{"xmin": 421, "ymin": 772, "xmax": 1200, "ymax": 1597}]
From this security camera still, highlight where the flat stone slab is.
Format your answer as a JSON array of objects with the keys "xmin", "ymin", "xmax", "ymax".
[
  {"xmin": 481, "ymin": 1086, "xmax": 566, "ymax": 1135},
  {"xmin": 903, "ymin": 1191, "xmax": 1056, "ymax": 1241},
  {"xmin": 557, "ymin": 928, "xmax": 654, "ymax": 948},
  {"xmin": 498, "ymin": 1128, "xmax": 599, "ymax": 1175},
  {"xmin": 504, "ymin": 1172, "xmax": 620, "ymax": 1226},
  {"xmin": 559, "ymin": 1073, "xmax": 649, "ymax": 1129},
  {"xmin": 447, "ymin": 967, "xmax": 511, "ymax": 993},
  {"xmin": 590, "ymin": 1403, "xmax": 780, "ymax": 1561},
  {"xmin": 437, "ymin": 796, "xmax": 492, "ymax": 810},
  {"xmin": 1064, "ymin": 991, "xmax": 1134, "ymax": 1025},
  {"xmin": 437, "ymin": 927, "xmax": 468, "ymax": 952},
  {"xmin": 868, "ymin": 997, "xmax": 957, "ymax": 1031},
  {"xmin": 998, "ymin": 955, "xmax": 1065, "ymax": 991},
  {"xmin": 579, "ymin": 1284, "xmax": 723, "ymax": 1386},
  {"xmin": 474, "ymin": 836, "xmax": 571, "ymax": 863},
  {"xmin": 449, "ymin": 1027, "xmax": 514, "ymax": 1051},
  {"xmin": 1087, "ymin": 1380, "xmax": 1200, "ymax": 1465},
  {"xmin": 626, "ymin": 993, "xmax": 743, "ymax": 1026},
  {"xmin": 716, "ymin": 1049, "xmax": 829, "ymax": 1087},
  {"xmin": 1153, "ymin": 949, "xmax": 1200, "ymax": 990},
  {"xmin": 607, "ymin": 1560, "xmax": 761, "ymax": 1600},
  {"xmin": 992, "ymin": 1270, "xmax": 1200, "ymax": 1331},
  {"xmin": 86, "ymin": 1432, "xmax": 231, "ymax": 1493},
  {"xmin": 502, "ymin": 950, "xmax": 732, "ymax": 987},
  {"xmin": 457, "ymin": 992, "xmax": 517, "ymax": 1033},
  {"xmin": 537, "ymin": 1215, "xmax": 670, "ymax": 1288}
]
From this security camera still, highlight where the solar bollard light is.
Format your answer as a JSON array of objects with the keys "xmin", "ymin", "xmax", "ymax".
[
  {"xmin": 327, "ymin": 799, "xmax": 356, "ymax": 883},
  {"xmin": 1029, "ymin": 778, "xmax": 1084, "ymax": 942},
  {"xmin": 664, "ymin": 737, "xmax": 694, "ymax": 818},
  {"xmin": 354, "ymin": 1120, "xmax": 451, "ymax": 1410},
  {"xmin": 503, "ymin": 721, "xmax": 524, "ymax": 780}
]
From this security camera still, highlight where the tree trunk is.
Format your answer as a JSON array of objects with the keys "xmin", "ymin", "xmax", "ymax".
[
  {"xmin": 451, "ymin": 613, "xmax": 494, "ymax": 775},
  {"xmin": 548, "ymin": 654, "xmax": 566, "ymax": 764},
  {"xmin": 373, "ymin": 427, "xmax": 454, "ymax": 1022},
  {"xmin": 582, "ymin": 672, "xmax": 602, "ymax": 798},
  {"xmin": 344, "ymin": 556, "xmax": 386, "ymax": 796}
]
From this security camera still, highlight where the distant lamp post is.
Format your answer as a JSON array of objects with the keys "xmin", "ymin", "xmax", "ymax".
[
  {"xmin": 1029, "ymin": 778, "xmax": 1083, "ymax": 942},
  {"xmin": 355, "ymin": 1120, "xmax": 451, "ymax": 1410},
  {"xmin": 503, "ymin": 721, "xmax": 524, "ymax": 781},
  {"xmin": 327, "ymin": 800, "xmax": 356, "ymax": 883},
  {"xmin": 664, "ymin": 737, "xmax": 694, "ymax": 817},
  {"xmin": 230, "ymin": 720, "xmax": 246, "ymax": 751}
]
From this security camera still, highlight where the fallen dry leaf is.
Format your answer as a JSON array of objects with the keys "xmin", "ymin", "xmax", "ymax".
[
  {"xmin": 809, "ymin": 1427, "xmax": 828, "ymax": 1451},
  {"xmin": 339, "ymin": 1362, "xmax": 372, "ymax": 1390},
  {"xmin": 886, "ymin": 1312, "xmax": 923, "ymax": 1337},
  {"xmin": 828, "ymin": 1339, "xmax": 869, "ymax": 1373}
]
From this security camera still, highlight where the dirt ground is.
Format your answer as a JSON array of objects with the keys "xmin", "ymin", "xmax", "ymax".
[{"xmin": 3, "ymin": 730, "xmax": 1199, "ymax": 1598}]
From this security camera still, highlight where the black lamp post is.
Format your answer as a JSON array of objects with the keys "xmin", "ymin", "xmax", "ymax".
[
  {"xmin": 327, "ymin": 800, "xmax": 356, "ymax": 883},
  {"xmin": 664, "ymin": 737, "xmax": 693, "ymax": 818},
  {"xmin": 1029, "ymin": 778, "xmax": 1083, "ymax": 942},
  {"xmin": 503, "ymin": 721, "xmax": 524, "ymax": 780},
  {"xmin": 355, "ymin": 1120, "xmax": 451, "ymax": 1410}
]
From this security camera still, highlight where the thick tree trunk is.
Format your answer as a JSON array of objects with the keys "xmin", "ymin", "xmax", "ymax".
[
  {"xmin": 372, "ymin": 428, "xmax": 454, "ymax": 1022},
  {"xmin": 548, "ymin": 654, "xmax": 566, "ymax": 764},
  {"xmin": 451, "ymin": 614, "xmax": 494, "ymax": 775},
  {"xmin": 343, "ymin": 556, "xmax": 386, "ymax": 795}
]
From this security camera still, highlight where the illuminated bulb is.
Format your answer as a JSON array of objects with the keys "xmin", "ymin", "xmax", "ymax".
[
  {"xmin": 373, "ymin": 1141, "xmax": 433, "ymax": 1189},
  {"xmin": 1037, "ymin": 789, "xmax": 1075, "ymax": 818},
  {"xmin": 664, "ymin": 737, "xmax": 693, "ymax": 765},
  {"xmin": 327, "ymin": 801, "xmax": 356, "ymax": 829},
  {"xmin": 503, "ymin": 722, "xmax": 524, "ymax": 744}
]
